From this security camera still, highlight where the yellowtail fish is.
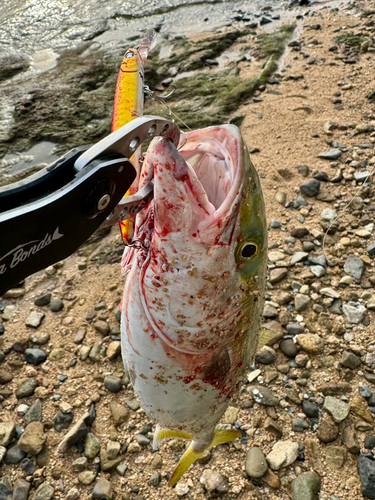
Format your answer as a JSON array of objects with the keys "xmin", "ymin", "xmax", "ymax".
[
  {"xmin": 112, "ymin": 29, "xmax": 156, "ymax": 243},
  {"xmin": 121, "ymin": 124, "xmax": 267, "ymax": 486}
]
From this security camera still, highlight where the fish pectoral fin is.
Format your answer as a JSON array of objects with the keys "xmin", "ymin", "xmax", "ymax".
[
  {"xmin": 168, "ymin": 429, "xmax": 241, "ymax": 487},
  {"xmin": 168, "ymin": 442, "xmax": 205, "ymax": 488},
  {"xmin": 210, "ymin": 428, "xmax": 242, "ymax": 447},
  {"xmin": 152, "ymin": 426, "xmax": 194, "ymax": 451}
]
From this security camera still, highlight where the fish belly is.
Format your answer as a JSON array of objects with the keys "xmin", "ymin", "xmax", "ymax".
[{"xmin": 121, "ymin": 275, "xmax": 230, "ymax": 439}]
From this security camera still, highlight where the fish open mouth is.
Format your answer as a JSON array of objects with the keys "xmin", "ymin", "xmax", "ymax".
[
  {"xmin": 122, "ymin": 125, "xmax": 244, "ymax": 273},
  {"xmin": 140, "ymin": 125, "xmax": 244, "ymax": 246}
]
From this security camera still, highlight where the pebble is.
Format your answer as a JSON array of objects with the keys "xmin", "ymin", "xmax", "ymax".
[
  {"xmin": 21, "ymin": 457, "xmax": 36, "ymax": 475},
  {"xmin": 342, "ymin": 303, "xmax": 366, "ymax": 324},
  {"xmin": 110, "ymin": 402, "xmax": 129, "ymax": 427},
  {"xmin": 295, "ymin": 294, "xmax": 310, "ymax": 312},
  {"xmin": 25, "ymin": 399, "xmax": 42, "ymax": 423},
  {"xmin": 0, "ymin": 422, "xmax": 15, "ymax": 447},
  {"xmin": 290, "ymin": 251, "xmax": 308, "ymax": 265},
  {"xmin": 125, "ymin": 399, "xmax": 140, "ymax": 411},
  {"xmin": 149, "ymin": 472, "xmax": 161, "ymax": 486},
  {"xmin": 25, "ymin": 311, "xmax": 45, "ymax": 328},
  {"xmin": 29, "ymin": 332, "xmax": 50, "ymax": 345},
  {"xmin": 365, "ymin": 436, "xmax": 375, "ymax": 450},
  {"xmin": 50, "ymin": 299, "xmax": 64, "ymax": 312},
  {"xmin": 300, "ymin": 179, "xmax": 320, "ymax": 197},
  {"xmin": 34, "ymin": 293, "xmax": 52, "ymax": 306},
  {"xmin": 104, "ymin": 376, "xmax": 122, "ymax": 393},
  {"xmin": 302, "ymin": 401, "xmax": 319, "ymax": 419},
  {"xmin": 49, "ymin": 347, "xmax": 65, "ymax": 361},
  {"xmin": 321, "ymin": 208, "xmax": 337, "ymax": 221},
  {"xmin": 12, "ymin": 477, "xmax": 30, "ymax": 500},
  {"xmin": 175, "ymin": 482, "xmax": 190, "ymax": 496},
  {"xmin": 350, "ymin": 397, "xmax": 374, "ymax": 424},
  {"xmin": 92, "ymin": 478, "xmax": 113, "ymax": 499},
  {"xmin": 269, "ymin": 268, "xmax": 288, "ymax": 284},
  {"xmin": 79, "ymin": 470, "xmax": 96, "ymax": 485},
  {"xmin": 323, "ymin": 396, "xmax": 350, "ymax": 423},
  {"xmin": 291, "ymin": 471, "xmax": 321, "ymax": 500},
  {"xmin": 344, "ymin": 254, "xmax": 365, "ymax": 282},
  {"xmin": 57, "ymin": 411, "xmax": 90, "ymax": 454},
  {"xmin": 4, "ymin": 445, "xmax": 26, "ymax": 464},
  {"xmin": 54, "ymin": 410, "xmax": 74, "ymax": 432},
  {"xmin": 200, "ymin": 469, "xmax": 229, "ymax": 492},
  {"xmin": 255, "ymin": 346, "xmax": 276, "ymax": 365},
  {"xmin": 342, "ymin": 426, "xmax": 360, "ymax": 454},
  {"xmin": 16, "ymin": 378, "xmax": 38, "ymax": 399},
  {"xmin": 66, "ymin": 487, "xmax": 80, "ymax": 500},
  {"xmin": 318, "ymin": 149, "xmax": 342, "ymax": 160},
  {"xmin": 354, "ymin": 171, "xmax": 370, "ymax": 183},
  {"xmin": 72, "ymin": 457, "xmax": 87, "ymax": 472},
  {"xmin": 286, "ymin": 323, "xmax": 304, "ymax": 335},
  {"xmin": 266, "ymin": 440, "xmax": 299, "ymax": 470},
  {"xmin": 291, "ymin": 227, "xmax": 309, "ymax": 238},
  {"xmin": 245, "ymin": 447, "xmax": 268, "ymax": 478},
  {"xmin": 297, "ymin": 334, "xmax": 323, "ymax": 355},
  {"xmin": 249, "ymin": 386, "xmax": 280, "ymax": 406},
  {"xmin": 0, "ymin": 369, "xmax": 13, "ymax": 385},
  {"xmin": 33, "ymin": 484, "xmax": 54, "ymax": 500},
  {"xmin": 18, "ymin": 421, "xmax": 46, "ymax": 455},
  {"xmin": 311, "ymin": 265, "xmax": 326, "ymax": 277},
  {"xmin": 84, "ymin": 432, "xmax": 100, "ymax": 458},
  {"xmin": 94, "ymin": 320, "xmax": 110, "ymax": 336},
  {"xmin": 367, "ymin": 242, "xmax": 375, "ymax": 257},
  {"xmin": 341, "ymin": 351, "xmax": 361, "ymax": 369},
  {"xmin": 325, "ymin": 445, "xmax": 347, "ymax": 468},
  {"xmin": 0, "ymin": 447, "xmax": 6, "ymax": 465},
  {"xmin": 280, "ymin": 339, "xmax": 297, "ymax": 358},
  {"xmin": 357, "ymin": 455, "xmax": 375, "ymax": 499},
  {"xmin": 107, "ymin": 341, "xmax": 121, "ymax": 360},
  {"xmin": 223, "ymin": 406, "xmax": 239, "ymax": 424},
  {"xmin": 292, "ymin": 418, "xmax": 309, "ymax": 432},
  {"xmin": 24, "ymin": 348, "xmax": 47, "ymax": 365}
]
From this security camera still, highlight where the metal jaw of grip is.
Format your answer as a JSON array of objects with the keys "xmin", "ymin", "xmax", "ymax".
[{"xmin": 0, "ymin": 116, "xmax": 180, "ymax": 296}]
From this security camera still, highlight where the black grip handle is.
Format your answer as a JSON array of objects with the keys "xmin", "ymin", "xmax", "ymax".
[{"xmin": 0, "ymin": 155, "xmax": 135, "ymax": 296}]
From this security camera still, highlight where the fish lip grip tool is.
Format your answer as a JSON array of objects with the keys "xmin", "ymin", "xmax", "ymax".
[{"xmin": 0, "ymin": 116, "xmax": 180, "ymax": 296}]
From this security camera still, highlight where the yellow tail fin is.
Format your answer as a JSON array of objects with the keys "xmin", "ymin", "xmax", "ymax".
[
  {"xmin": 153, "ymin": 426, "xmax": 194, "ymax": 451},
  {"xmin": 168, "ymin": 428, "xmax": 241, "ymax": 487}
]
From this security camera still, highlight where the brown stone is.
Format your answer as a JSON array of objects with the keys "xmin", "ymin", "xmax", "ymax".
[
  {"xmin": 0, "ymin": 369, "xmax": 13, "ymax": 385},
  {"xmin": 262, "ymin": 468, "xmax": 280, "ymax": 489},
  {"xmin": 319, "ymin": 382, "xmax": 352, "ymax": 396},
  {"xmin": 342, "ymin": 426, "xmax": 360, "ymax": 454},
  {"xmin": 264, "ymin": 417, "xmax": 283, "ymax": 438},
  {"xmin": 325, "ymin": 446, "xmax": 347, "ymax": 469},
  {"xmin": 110, "ymin": 402, "xmax": 129, "ymax": 427},
  {"xmin": 350, "ymin": 397, "xmax": 374, "ymax": 425},
  {"xmin": 297, "ymin": 334, "xmax": 324, "ymax": 355},
  {"xmin": 317, "ymin": 418, "xmax": 339, "ymax": 444},
  {"xmin": 18, "ymin": 422, "xmax": 46, "ymax": 456}
]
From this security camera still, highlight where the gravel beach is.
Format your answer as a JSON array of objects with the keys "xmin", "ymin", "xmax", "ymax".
[{"xmin": 1, "ymin": 1, "xmax": 375, "ymax": 499}]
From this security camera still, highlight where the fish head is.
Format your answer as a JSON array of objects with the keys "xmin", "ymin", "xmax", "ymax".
[{"xmin": 123, "ymin": 124, "xmax": 267, "ymax": 355}]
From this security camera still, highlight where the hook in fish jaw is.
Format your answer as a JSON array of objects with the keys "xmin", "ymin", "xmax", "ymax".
[{"xmin": 127, "ymin": 238, "xmax": 148, "ymax": 251}]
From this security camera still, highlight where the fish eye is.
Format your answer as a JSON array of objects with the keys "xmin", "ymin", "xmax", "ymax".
[
  {"xmin": 238, "ymin": 241, "xmax": 260, "ymax": 261},
  {"xmin": 125, "ymin": 52, "xmax": 136, "ymax": 59}
]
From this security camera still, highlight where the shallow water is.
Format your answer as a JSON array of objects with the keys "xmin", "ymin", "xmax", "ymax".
[
  {"xmin": 0, "ymin": 0, "xmax": 346, "ymax": 185},
  {"xmin": 1, "ymin": 0, "xmax": 290, "ymax": 55}
]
